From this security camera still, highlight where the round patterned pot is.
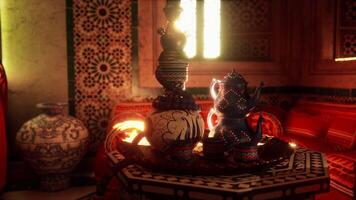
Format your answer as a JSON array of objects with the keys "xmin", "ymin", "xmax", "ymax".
[
  {"xmin": 16, "ymin": 103, "xmax": 89, "ymax": 191},
  {"xmin": 202, "ymin": 137, "xmax": 225, "ymax": 159},
  {"xmin": 167, "ymin": 141, "xmax": 195, "ymax": 161},
  {"xmin": 145, "ymin": 109, "xmax": 204, "ymax": 159},
  {"xmin": 234, "ymin": 146, "xmax": 259, "ymax": 162}
]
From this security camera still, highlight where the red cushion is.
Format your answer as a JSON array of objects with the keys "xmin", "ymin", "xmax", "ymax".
[
  {"xmin": 259, "ymin": 106, "xmax": 287, "ymax": 123},
  {"xmin": 279, "ymin": 134, "xmax": 330, "ymax": 152},
  {"xmin": 295, "ymin": 100, "xmax": 356, "ymax": 119},
  {"xmin": 326, "ymin": 117, "xmax": 356, "ymax": 151},
  {"xmin": 284, "ymin": 110, "xmax": 330, "ymax": 138},
  {"xmin": 247, "ymin": 112, "xmax": 283, "ymax": 137},
  {"xmin": 327, "ymin": 154, "xmax": 355, "ymax": 191}
]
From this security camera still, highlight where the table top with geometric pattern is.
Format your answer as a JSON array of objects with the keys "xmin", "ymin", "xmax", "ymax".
[{"xmin": 108, "ymin": 148, "xmax": 330, "ymax": 200}]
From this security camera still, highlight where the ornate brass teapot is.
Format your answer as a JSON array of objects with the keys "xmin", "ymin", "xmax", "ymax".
[
  {"xmin": 210, "ymin": 70, "xmax": 263, "ymax": 118},
  {"xmin": 208, "ymin": 70, "xmax": 264, "ymax": 152}
]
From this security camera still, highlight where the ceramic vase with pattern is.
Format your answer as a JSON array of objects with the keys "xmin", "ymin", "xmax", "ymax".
[
  {"xmin": 145, "ymin": 110, "xmax": 204, "ymax": 160},
  {"xmin": 16, "ymin": 103, "xmax": 89, "ymax": 191}
]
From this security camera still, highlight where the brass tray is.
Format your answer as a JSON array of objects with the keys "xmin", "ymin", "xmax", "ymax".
[{"xmin": 114, "ymin": 137, "xmax": 294, "ymax": 175}]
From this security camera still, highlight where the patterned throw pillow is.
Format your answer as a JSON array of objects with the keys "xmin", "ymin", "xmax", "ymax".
[
  {"xmin": 284, "ymin": 110, "xmax": 330, "ymax": 138},
  {"xmin": 326, "ymin": 117, "xmax": 356, "ymax": 151}
]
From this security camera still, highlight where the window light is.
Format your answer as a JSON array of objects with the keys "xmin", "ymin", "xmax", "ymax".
[
  {"xmin": 175, "ymin": 0, "xmax": 197, "ymax": 58},
  {"xmin": 203, "ymin": 0, "xmax": 221, "ymax": 58}
]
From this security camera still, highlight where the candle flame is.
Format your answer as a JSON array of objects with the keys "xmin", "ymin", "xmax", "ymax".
[
  {"xmin": 289, "ymin": 142, "xmax": 297, "ymax": 148},
  {"xmin": 138, "ymin": 137, "xmax": 150, "ymax": 146},
  {"xmin": 193, "ymin": 142, "xmax": 203, "ymax": 153}
]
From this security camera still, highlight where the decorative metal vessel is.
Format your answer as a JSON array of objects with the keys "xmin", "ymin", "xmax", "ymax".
[
  {"xmin": 208, "ymin": 71, "xmax": 264, "ymax": 160},
  {"xmin": 144, "ymin": 1, "xmax": 204, "ymax": 160},
  {"xmin": 16, "ymin": 103, "xmax": 89, "ymax": 191},
  {"xmin": 202, "ymin": 136, "xmax": 225, "ymax": 159}
]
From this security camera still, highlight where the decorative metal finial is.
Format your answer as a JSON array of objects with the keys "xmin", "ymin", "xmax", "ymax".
[{"xmin": 153, "ymin": 0, "xmax": 199, "ymax": 111}]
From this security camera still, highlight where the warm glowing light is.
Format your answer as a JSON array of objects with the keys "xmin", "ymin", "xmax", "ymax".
[
  {"xmin": 113, "ymin": 120, "xmax": 144, "ymax": 131},
  {"xmin": 175, "ymin": 0, "xmax": 197, "ymax": 58},
  {"xmin": 138, "ymin": 137, "xmax": 150, "ymax": 146},
  {"xmin": 335, "ymin": 57, "xmax": 356, "ymax": 62},
  {"xmin": 207, "ymin": 108, "xmax": 217, "ymax": 133},
  {"xmin": 257, "ymin": 142, "xmax": 265, "ymax": 146},
  {"xmin": 113, "ymin": 120, "xmax": 150, "ymax": 146},
  {"xmin": 289, "ymin": 142, "xmax": 297, "ymax": 148},
  {"xmin": 193, "ymin": 142, "xmax": 203, "ymax": 153},
  {"xmin": 210, "ymin": 79, "xmax": 220, "ymax": 100},
  {"xmin": 203, "ymin": 0, "xmax": 221, "ymax": 58},
  {"xmin": 122, "ymin": 129, "xmax": 140, "ymax": 143}
]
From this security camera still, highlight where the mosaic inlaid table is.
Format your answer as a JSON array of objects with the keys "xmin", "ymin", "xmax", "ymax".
[{"xmin": 107, "ymin": 148, "xmax": 330, "ymax": 200}]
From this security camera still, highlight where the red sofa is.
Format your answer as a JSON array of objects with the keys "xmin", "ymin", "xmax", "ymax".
[
  {"xmin": 97, "ymin": 99, "xmax": 355, "ymax": 199},
  {"xmin": 281, "ymin": 100, "xmax": 356, "ymax": 198}
]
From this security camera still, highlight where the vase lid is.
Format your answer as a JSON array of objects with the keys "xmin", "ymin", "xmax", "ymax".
[{"xmin": 37, "ymin": 102, "xmax": 67, "ymax": 115}]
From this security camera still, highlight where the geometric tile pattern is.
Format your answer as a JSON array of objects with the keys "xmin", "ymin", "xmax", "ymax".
[
  {"xmin": 221, "ymin": 0, "xmax": 272, "ymax": 60},
  {"xmin": 341, "ymin": 32, "xmax": 356, "ymax": 56},
  {"xmin": 341, "ymin": 0, "xmax": 356, "ymax": 26},
  {"xmin": 109, "ymin": 148, "xmax": 329, "ymax": 199},
  {"xmin": 226, "ymin": 37, "xmax": 271, "ymax": 60},
  {"xmin": 259, "ymin": 94, "xmax": 299, "ymax": 110},
  {"xmin": 337, "ymin": 0, "xmax": 356, "ymax": 58},
  {"xmin": 72, "ymin": 0, "xmax": 132, "ymax": 149},
  {"xmin": 222, "ymin": 0, "xmax": 270, "ymax": 32}
]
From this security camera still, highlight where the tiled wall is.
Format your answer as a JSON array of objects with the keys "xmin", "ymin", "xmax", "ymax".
[{"xmin": 68, "ymin": 0, "xmax": 133, "ymax": 149}]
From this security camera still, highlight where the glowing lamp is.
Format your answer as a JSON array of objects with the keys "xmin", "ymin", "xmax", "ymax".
[
  {"xmin": 112, "ymin": 120, "xmax": 150, "ymax": 146},
  {"xmin": 104, "ymin": 112, "xmax": 150, "ymax": 154}
]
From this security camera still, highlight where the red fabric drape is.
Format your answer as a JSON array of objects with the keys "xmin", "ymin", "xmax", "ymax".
[{"xmin": 0, "ymin": 62, "xmax": 7, "ymax": 190}]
